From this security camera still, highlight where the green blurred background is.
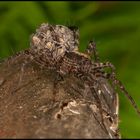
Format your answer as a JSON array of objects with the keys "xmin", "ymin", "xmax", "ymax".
[{"xmin": 0, "ymin": 1, "xmax": 140, "ymax": 138}]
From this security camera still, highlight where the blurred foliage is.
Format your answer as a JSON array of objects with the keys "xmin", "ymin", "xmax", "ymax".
[{"xmin": 0, "ymin": 1, "xmax": 140, "ymax": 138}]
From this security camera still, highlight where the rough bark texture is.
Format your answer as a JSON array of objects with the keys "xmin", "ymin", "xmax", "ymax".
[{"xmin": 0, "ymin": 53, "xmax": 120, "ymax": 138}]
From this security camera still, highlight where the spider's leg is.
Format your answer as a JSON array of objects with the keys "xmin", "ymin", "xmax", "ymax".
[
  {"xmin": 75, "ymin": 71, "xmax": 111, "ymax": 136},
  {"xmin": 88, "ymin": 78, "xmax": 112, "ymax": 136},
  {"xmin": 68, "ymin": 26, "xmax": 79, "ymax": 50},
  {"xmin": 110, "ymin": 73, "xmax": 140, "ymax": 116},
  {"xmin": 52, "ymin": 72, "xmax": 64, "ymax": 101},
  {"xmin": 85, "ymin": 41, "xmax": 100, "ymax": 62},
  {"xmin": 90, "ymin": 61, "xmax": 115, "ymax": 85},
  {"xmin": 91, "ymin": 61, "xmax": 115, "ymax": 72}
]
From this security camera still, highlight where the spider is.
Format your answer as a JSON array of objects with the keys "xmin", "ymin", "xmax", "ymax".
[
  {"xmin": 30, "ymin": 23, "xmax": 140, "ymax": 117},
  {"xmin": 8, "ymin": 23, "xmax": 139, "ymax": 137}
]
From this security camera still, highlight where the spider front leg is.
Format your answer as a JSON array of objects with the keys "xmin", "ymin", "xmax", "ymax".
[
  {"xmin": 74, "ymin": 71, "xmax": 111, "ymax": 136},
  {"xmin": 52, "ymin": 72, "xmax": 64, "ymax": 101},
  {"xmin": 85, "ymin": 41, "xmax": 100, "ymax": 62},
  {"xmin": 89, "ymin": 61, "xmax": 115, "ymax": 79},
  {"xmin": 110, "ymin": 73, "xmax": 140, "ymax": 116},
  {"xmin": 68, "ymin": 26, "xmax": 79, "ymax": 51}
]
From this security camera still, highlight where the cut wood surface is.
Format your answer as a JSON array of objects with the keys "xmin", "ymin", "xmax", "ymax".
[{"xmin": 0, "ymin": 52, "xmax": 120, "ymax": 138}]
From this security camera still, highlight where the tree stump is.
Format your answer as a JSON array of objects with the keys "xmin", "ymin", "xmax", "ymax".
[{"xmin": 0, "ymin": 51, "xmax": 120, "ymax": 138}]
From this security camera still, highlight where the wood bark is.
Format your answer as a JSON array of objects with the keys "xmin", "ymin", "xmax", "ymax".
[{"xmin": 0, "ymin": 53, "xmax": 120, "ymax": 138}]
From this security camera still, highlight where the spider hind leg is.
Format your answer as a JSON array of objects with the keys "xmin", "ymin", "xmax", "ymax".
[{"xmin": 111, "ymin": 74, "xmax": 140, "ymax": 116}]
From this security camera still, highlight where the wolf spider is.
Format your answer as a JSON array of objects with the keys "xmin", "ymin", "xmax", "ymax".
[{"xmin": 9, "ymin": 23, "xmax": 139, "ymax": 137}]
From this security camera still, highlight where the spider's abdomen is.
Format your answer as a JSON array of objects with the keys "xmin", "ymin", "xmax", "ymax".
[{"xmin": 30, "ymin": 23, "xmax": 80, "ymax": 61}]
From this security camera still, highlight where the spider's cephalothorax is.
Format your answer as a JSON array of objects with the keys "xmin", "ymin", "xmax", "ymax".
[{"xmin": 30, "ymin": 23, "xmax": 79, "ymax": 60}]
